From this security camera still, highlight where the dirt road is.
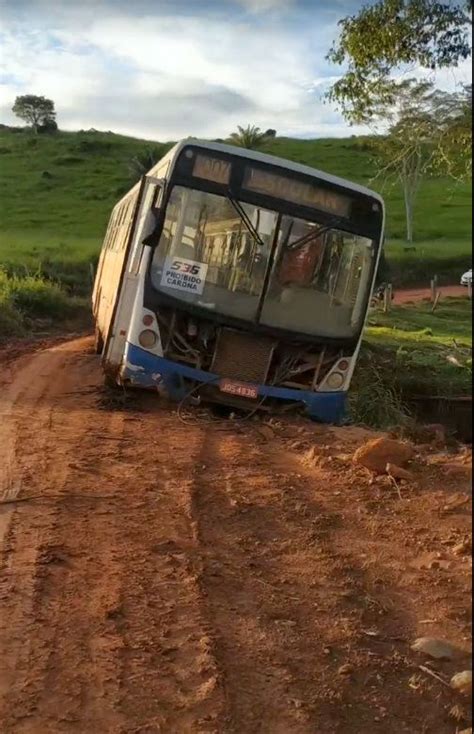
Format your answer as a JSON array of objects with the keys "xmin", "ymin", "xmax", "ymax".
[
  {"xmin": 394, "ymin": 285, "xmax": 468, "ymax": 304},
  {"xmin": 0, "ymin": 338, "xmax": 472, "ymax": 734}
]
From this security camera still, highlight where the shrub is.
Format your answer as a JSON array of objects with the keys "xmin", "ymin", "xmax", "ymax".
[
  {"xmin": 0, "ymin": 283, "xmax": 24, "ymax": 339},
  {"xmin": 0, "ymin": 300, "xmax": 24, "ymax": 340},
  {"xmin": 350, "ymin": 347, "xmax": 413, "ymax": 429},
  {"xmin": 6, "ymin": 273, "xmax": 74, "ymax": 319},
  {"xmin": 0, "ymin": 270, "xmax": 22, "ymax": 339},
  {"xmin": 0, "ymin": 269, "xmax": 80, "ymax": 339}
]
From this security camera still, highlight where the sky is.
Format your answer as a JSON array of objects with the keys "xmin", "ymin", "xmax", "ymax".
[{"xmin": 0, "ymin": 0, "xmax": 472, "ymax": 142}]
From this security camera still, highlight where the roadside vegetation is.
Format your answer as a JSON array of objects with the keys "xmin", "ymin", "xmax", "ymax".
[
  {"xmin": 0, "ymin": 126, "xmax": 471, "ymax": 292},
  {"xmin": 351, "ymin": 297, "xmax": 472, "ymax": 427},
  {"xmin": 0, "ymin": 268, "xmax": 85, "ymax": 342}
]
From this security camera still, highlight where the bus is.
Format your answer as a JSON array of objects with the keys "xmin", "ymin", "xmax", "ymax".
[{"xmin": 92, "ymin": 140, "xmax": 385, "ymax": 423}]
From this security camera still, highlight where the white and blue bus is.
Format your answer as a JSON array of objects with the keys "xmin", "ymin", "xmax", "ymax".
[{"xmin": 93, "ymin": 140, "xmax": 384, "ymax": 423}]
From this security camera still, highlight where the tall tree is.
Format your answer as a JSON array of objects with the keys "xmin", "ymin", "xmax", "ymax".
[
  {"xmin": 430, "ymin": 83, "xmax": 472, "ymax": 181},
  {"xmin": 228, "ymin": 125, "xmax": 270, "ymax": 150},
  {"xmin": 370, "ymin": 80, "xmax": 439, "ymax": 242},
  {"xmin": 12, "ymin": 95, "xmax": 56, "ymax": 133},
  {"xmin": 327, "ymin": 0, "xmax": 472, "ymax": 124}
]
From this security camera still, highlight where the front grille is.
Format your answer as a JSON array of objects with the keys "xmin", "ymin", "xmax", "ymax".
[{"xmin": 211, "ymin": 328, "xmax": 276, "ymax": 384}]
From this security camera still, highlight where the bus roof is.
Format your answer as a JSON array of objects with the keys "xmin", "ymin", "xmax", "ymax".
[{"xmin": 118, "ymin": 138, "xmax": 384, "ymax": 208}]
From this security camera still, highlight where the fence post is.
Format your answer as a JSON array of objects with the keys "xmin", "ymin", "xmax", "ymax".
[
  {"xmin": 430, "ymin": 276, "xmax": 439, "ymax": 303},
  {"xmin": 432, "ymin": 290, "xmax": 441, "ymax": 313},
  {"xmin": 383, "ymin": 283, "xmax": 392, "ymax": 313}
]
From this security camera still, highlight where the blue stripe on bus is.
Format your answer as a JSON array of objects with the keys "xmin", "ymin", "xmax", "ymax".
[{"xmin": 121, "ymin": 342, "xmax": 347, "ymax": 424}]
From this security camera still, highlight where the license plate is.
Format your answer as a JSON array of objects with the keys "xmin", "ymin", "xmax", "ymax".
[{"xmin": 219, "ymin": 379, "xmax": 259, "ymax": 400}]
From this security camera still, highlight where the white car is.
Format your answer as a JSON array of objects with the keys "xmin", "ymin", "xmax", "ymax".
[{"xmin": 461, "ymin": 268, "xmax": 472, "ymax": 286}]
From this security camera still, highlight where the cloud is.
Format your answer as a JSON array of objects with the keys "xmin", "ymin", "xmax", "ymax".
[
  {"xmin": 235, "ymin": 0, "xmax": 296, "ymax": 11},
  {"xmin": 0, "ymin": 0, "xmax": 470, "ymax": 142},
  {"xmin": 0, "ymin": 1, "xmax": 344, "ymax": 139}
]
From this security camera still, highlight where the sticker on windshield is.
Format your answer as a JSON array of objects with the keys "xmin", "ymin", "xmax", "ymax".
[{"xmin": 161, "ymin": 256, "xmax": 208, "ymax": 296}]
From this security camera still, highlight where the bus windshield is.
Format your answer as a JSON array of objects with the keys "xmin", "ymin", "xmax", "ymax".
[{"xmin": 150, "ymin": 185, "xmax": 376, "ymax": 339}]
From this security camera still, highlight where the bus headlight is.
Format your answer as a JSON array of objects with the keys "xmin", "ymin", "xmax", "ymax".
[
  {"xmin": 138, "ymin": 329, "xmax": 158, "ymax": 349},
  {"xmin": 326, "ymin": 372, "xmax": 345, "ymax": 390}
]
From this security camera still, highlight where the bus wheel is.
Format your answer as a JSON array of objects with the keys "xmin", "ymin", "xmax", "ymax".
[{"xmin": 94, "ymin": 327, "xmax": 104, "ymax": 355}]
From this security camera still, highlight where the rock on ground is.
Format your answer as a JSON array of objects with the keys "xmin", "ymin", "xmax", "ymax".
[
  {"xmin": 353, "ymin": 438, "xmax": 415, "ymax": 475},
  {"xmin": 411, "ymin": 637, "xmax": 464, "ymax": 661},
  {"xmin": 451, "ymin": 670, "xmax": 473, "ymax": 696},
  {"xmin": 386, "ymin": 463, "xmax": 415, "ymax": 481},
  {"xmin": 452, "ymin": 538, "xmax": 472, "ymax": 556}
]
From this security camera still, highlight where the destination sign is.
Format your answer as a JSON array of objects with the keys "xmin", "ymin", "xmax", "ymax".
[
  {"xmin": 243, "ymin": 167, "xmax": 352, "ymax": 218},
  {"xmin": 193, "ymin": 155, "xmax": 231, "ymax": 185}
]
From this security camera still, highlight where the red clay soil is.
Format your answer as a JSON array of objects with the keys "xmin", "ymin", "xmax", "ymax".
[
  {"xmin": 0, "ymin": 337, "xmax": 472, "ymax": 733},
  {"xmin": 394, "ymin": 285, "xmax": 469, "ymax": 304}
]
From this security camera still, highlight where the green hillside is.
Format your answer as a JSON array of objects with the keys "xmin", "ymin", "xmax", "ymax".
[{"xmin": 0, "ymin": 126, "xmax": 471, "ymax": 292}]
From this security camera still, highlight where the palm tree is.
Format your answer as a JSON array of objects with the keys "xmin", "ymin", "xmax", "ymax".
[
  {"xmin": 228, "ymin": 125, "xmax": 271, "ymax": 150},
  {"xmin": 128, "ymin": 145, "xmax": 169, "ymax": 181}
]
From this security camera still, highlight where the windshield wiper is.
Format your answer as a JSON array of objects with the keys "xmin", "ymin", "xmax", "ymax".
[
  {"xmin": 228, "ymin": 195, "xmax": 267, "ymax": 250},
  {"xmin": 285, "ymin": 217, "xmax": 344, "ymax": 252}
]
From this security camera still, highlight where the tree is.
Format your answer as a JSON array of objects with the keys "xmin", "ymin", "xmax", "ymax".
[
  {"xmin": 264, "ymin": 128, "xmax": 277, "ymax": 138},
  {"xmin": 327, "ymin": 0, "xmax": 472, "ymax": 124},
  {"xmin": 327, "ymin": 1, "xmax": 472, "ymax": 239},
  {"xmin": 370, "ymin": 80, "xmax": 439, "ymax": 242},
  {"xmin": 128, "ymin": 145, "xmax": 169, "ymax": 181},
  {"xmin": 430, "ymin": 83, "xmax": 472, "ymax": 181},
  {"xmin": 38, "ymin": 118, "xmax": 58, "ymax": 135},
  {"xmin": 228, "ymin": 125, "xmax": 270, "ymax": 150},
  {"xmin": 12, "ymin": 95, "xmax": 56, "ymax": 133}
]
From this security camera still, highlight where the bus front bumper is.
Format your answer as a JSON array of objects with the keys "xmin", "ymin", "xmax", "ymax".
[{"xmin": 120, "ymin": 342, "xmax": 347, "ymax": 424}]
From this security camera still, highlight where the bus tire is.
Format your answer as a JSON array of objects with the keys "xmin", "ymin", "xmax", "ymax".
[{"xmin": 94, "ymin": 327, "xmax": 104, "ymax": 355}]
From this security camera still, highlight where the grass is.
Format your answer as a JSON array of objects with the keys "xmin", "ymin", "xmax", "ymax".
[
  {"xmin": 366, "ymin": 296, "xmax": 471, "ymax": 392},
  {"xmin": 367, "ymin": 297, "xmax": 472, "ymax": 347},
  {"xmin": 0, "ymin": 268, "xmax": 86, "ymax": 342},
  {"xmin": 0, "ymin": 231, "xmax": 99, "ymax": 294},
  {"xmin": 350, "ymin": 297, "xmax": 472, "ymax": 427},
  {"xmin": 385, "ymin": 238, "xmax": 472, "ymax": 287},
  {"xmin": 0, "ymin": 127, "xmax": 471, "ymax": 295}
]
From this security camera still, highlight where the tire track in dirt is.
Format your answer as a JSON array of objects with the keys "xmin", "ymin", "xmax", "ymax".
[
  {"xmin": 0, "ymin": 340, "xmax": 119, "ymax": 731},
  {"xmin": 0, "ymin": 344, "xmax": 96, "ymax": 707},
  {"xmin": 0, "ymin": 337, "xmax": 471, "ymax": 733},
  {"xmin": 108, "ymin": 420, "xmax": 226, "ymax": 734},
  {"xmin": 19, "ymin": 409, "xmax": 128, "ymax": 733},
  {"xmin": 189, "ymin": 428, "xmax": 358, "ymax": 734},
  {"xmin": 188, "ymin": 427, "xmax": 466, "ymax": 734},
  {"xmin": 0, "ymin": 342, "xmax": 227, "ymax": 733}
]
